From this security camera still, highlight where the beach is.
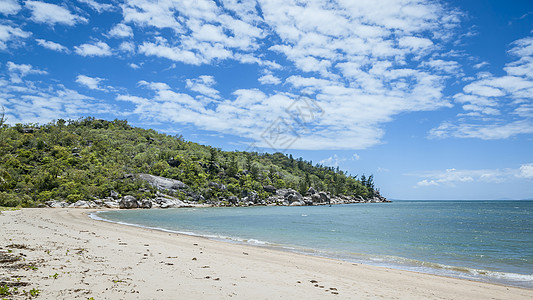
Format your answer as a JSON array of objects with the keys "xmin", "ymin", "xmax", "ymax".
[{"xmin": 0, "ymin": 208, "xmax": 531, "ymax": 299}]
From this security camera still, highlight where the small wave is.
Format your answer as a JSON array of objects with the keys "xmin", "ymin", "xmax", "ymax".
[{"xmin": 90, "ymin": 211, "xmax": 533, "ymax": 289}]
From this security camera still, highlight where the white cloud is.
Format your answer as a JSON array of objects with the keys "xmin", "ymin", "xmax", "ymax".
[
  {"xmin": 186, "ymin": 75, "xmax": 220, "ymax": 99},
  {"xmin": 74, "ymin": 41, "xmax": 112, "ymax": 56},
  {"xmin": 352, "ymin": 153, "xmax": 360, "ymax": 160},
  {"xmin": 0, "ymin": 64, "xmax": 112, "ymax": 124},
  {"xmin": 35, "ymin": 39, "xmax": 69, "ymax": 52},
  {"xmin": 116, "ymin": 0, "xmax": 468, "ymax": 150},
  {"xmin": 76, "ymin": 75, "xmax": 107, "ymax": 91},
  {"xmin": 118, "ymin": 41, "xmax": 135, "ymax": 53},
  {"xmin": 109, "ymin": 23, "xmax": 133, "ymax": 38},
  {"xmin": 319, "ymin": 154, "xmax": 345, "ymax": 168},
  {"xmin": 0, "ymin": 0, "xmax": 21, "ymax": 15},
  {"xmin": 416, "ymin": 179, "xmax": 439, "ymax": 187},
  {"xmin": 412, "ymin": 165, "xmax": 533, "ymax": 188},
  {"xmin": 431, "ymin": 35, "xmax": 533, "ymax": 140},
  {"xmin": 518, "ymin": 164, "xmax": 533, "ymax": 179},
  {"xmin": 258, "ymin": 74, "xmax": 281, "ymax": 85},
  {"xmin": 0, "ymin": 24, "xmax": 31, "ymax": 50},
  {"xmin": 6, "ymin": 61, "xmax": 47, "ymax": 83},
  {"xmin": 25, "ymin": 1, "xmax": 87, "ymax": 26},
  {"xmin": 129, "ymin": 63, "xmax": 140, "ymax": 69},
  {"xmin": 78, "ymin": 0, "xmax": 114, "ymax": 13}
]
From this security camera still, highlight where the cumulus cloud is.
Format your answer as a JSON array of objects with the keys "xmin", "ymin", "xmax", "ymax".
[
  {"xmin": 74, "ymin": 41, "xmax": 112, "ymax": 56},
  {"xmin": 0, "ymin": 64, "xmax": 112, "ymax": 124},
  {"xmin": 25, "ymin": 1, "xmax": 87, "ymax": 26},
  {"xmin": 6, "ymin": 61, "xmax": 47, "ymax": 83},
  {"xmin": 518, "ymin": 164, "xmax": 533, "ymax": 179},
  {"xmin": 431, "ymin": 35, "xmax": 533, "ymax": 139},
  {"xmin": 109, "ymin": 23, "xmax": 133, "ymax": 38},
  {"xmin": 76, "ymin": 75, "xmax": 107, "ymax": 91},
  {"xmin": 0, "ymin": 0, "xmax": 21, "ymax": 15},
  {"xmin": 0, "ymin": 24, "xmax": 31, "ymax": 50},
  {"xmin": 35, "ymin": 39, "xmax": 69, "ymax": 52},
  {"xmin": 258, "ymin": 73, "xmax": 281, "ymax": 85}
]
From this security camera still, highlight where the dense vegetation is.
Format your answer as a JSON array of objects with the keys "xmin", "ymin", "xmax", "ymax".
[{"xmin": 0, "ymin": 115, "xmax": 380, "ymax": 207}]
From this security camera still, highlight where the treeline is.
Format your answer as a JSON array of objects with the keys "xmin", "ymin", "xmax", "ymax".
[{"xmin": 0, "ymin": 117, "xmax": 379, "ymax": 207}]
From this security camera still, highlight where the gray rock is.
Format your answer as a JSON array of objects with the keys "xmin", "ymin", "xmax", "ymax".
[
  {"xmin": 104, "ymin": 201, "xmax": 120, "ymax": 208},
  {"xmin": 263, "ymin": 185, "xmax": 277, "ymax": 193},
  {"xmin": 307, "ymin": 187, "xmax": 316, "ymax": 195},
  {"xmin": 110, "ymin": 190, "xmax": 119, "ymax": 199},
  {"xmin": 119, "ymin": 195, "xmax": 139, "ymax": 209},
  {"xmin": 311, "ymin": 193, "xmax": 321, "ymax": 203},
  {"xmin": 284, "ymin": 189, "xmax": 303, "ymax": 203},
  {"xmin": 137, "ymin": 173, "xmax": 188, "ymax": 191},
  {"xmin": 71, "ymin": 200, "xmax": 91, "ymax": 208},
  {"xmin": 318, "ymin": 192, "xmax": 330, "ymax": 203},
  {"xmin": 46, "ymin": 200, "xmax": 69, "ymax": 208},
  {"xmin": 140, "ymin": 199, "xmax": 152, "ymax": 209},
  {"xmin": 208, "ymin": 182, "xmax": 226, "ymax": 190},
  {"xmin": 289, "ymin": 201, "xmax": 303, "ymax": 206},
  {"xmin": 228, "ymin": 196, "xmax": 239, "ymax": 204}
]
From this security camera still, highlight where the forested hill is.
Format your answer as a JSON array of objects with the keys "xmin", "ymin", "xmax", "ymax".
[{"xmin": 0, "ymin": 117, "xmax": 387, "ymax": 207}]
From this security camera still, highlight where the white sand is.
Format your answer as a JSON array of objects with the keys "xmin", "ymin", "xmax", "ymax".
[{"xmin": 0, "ymin": 208, "xmax": 531, "ymax": 299}]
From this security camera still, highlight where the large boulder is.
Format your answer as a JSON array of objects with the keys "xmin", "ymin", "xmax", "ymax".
[
  {"xmin": 318, "ymin": 192, "xmax": 330, "ymax": 203},
  {"xmin": 311, "ymin": 193, "xmax": 321, "ymax": 203},
  {"xmin": 104, "ymin": 201, "xmax": 120, "ymax": 208},
  {"xmin": 140, "ymin": 199, "xmax": 153, "ymax": 209},
  {"xmin": 284, "ymin": 189, "xmax": 303, "ymax": 203},
  {"xmin": 228, "ymin": 196, "xmax": 239, "ymax": 205},
  {"xmin": 137, "ymin": 174, "xmax": 188, "ymax": 191},
  {"xmin": 119, "ymin": 195, "xmax": 139, "ymax": 209},
  {"xmin": 46, "ymin": 200, "xmax": 69, "ymax": 208},
  {"xmin": 263, "ymin": 185, "xmax": 277, "ymax": 193}
]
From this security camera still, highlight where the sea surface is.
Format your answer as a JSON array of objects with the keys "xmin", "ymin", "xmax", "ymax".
[{"xmin": 93, "ymin": 200, "xmax": 533, "ymax": 288}]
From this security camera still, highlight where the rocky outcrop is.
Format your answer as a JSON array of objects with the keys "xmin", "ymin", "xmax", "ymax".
[
  {"xmin": 119, "ymin": 195, "xmax": 139, "ymax": 209},
  {"xmin": 137, "ymin": 173, "xmax": 188, "ymax": 192}
]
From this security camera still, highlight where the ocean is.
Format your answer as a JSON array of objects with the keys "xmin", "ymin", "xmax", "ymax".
[{"xmin": 93, "ymin": 200, "xmax": 533, "ymax": 289}]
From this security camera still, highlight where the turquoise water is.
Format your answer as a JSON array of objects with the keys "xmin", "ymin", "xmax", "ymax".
[{"xmin": 94, "ymin": 201, "xmax": 533, "ymax": 288}]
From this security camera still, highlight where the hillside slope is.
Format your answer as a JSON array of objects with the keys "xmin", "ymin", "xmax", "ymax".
[{"xmin": 0, "ymin": 117, "xmax": 387, "ymax": 207}]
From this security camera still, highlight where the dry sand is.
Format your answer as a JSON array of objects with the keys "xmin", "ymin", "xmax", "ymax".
[{"xmin": 0, "ymin": 208, "xmax": 531, "ymax": 299}]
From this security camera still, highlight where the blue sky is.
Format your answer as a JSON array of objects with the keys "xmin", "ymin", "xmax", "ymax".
[{"xmin": 1, "ymin": 0, "xmax": 532, "ymax": 200}]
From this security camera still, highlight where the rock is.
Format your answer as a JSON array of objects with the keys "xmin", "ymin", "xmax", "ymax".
[
  {"xmin": 22, "ymin": 128, "xmax": 35, "ymax": 134},
  {"xmin": 110, "ymin": 190, "xmax": 119, "ymax": 199},
  {"xmin": 104, "ymin": 201, "xmax": 119, "ymax": 208},
  {"xmin": 71, "ymin": 147, "xmax": 80, "ymax": 153},
  {"xmin": 284, "ymin": 189, "xmax": 303, "ymax": 203},
  {"xmin": 289, "ymin": 201, "xmax": 303, "ymax": 206},
  {"xmin": 71, "ymin": 200, "xmax": 91, "ymax": 208},
  {"xmin": 140, "ymin": 199, "xmax": 152, "ymax": 209},
  {"xmin": 154, "ymin": 197, "xmax": 187, "ymax": 208},
  {"xmin": 318, "ymin": 192, "xmax": 330, "ymax": 203},
  {"xmin": 228, "ymin": 196, "xmax": 239, "ymax": 205},
  {"xmin": 263, "ymin": 185, "xmax": 276, "ymax": 193},
  {"xmin": 46, "ymin": 200, "xmax": 69, "ymax": 208},
  {"xmin": 208, "ymin": 182, "xmax": 226, "ymax": 190},
  {"xmin": 137, "ymin": 173, "xmax": 188, "ymax": 191},
  {"xmin": 243, "ymin": 191, "xmax": 259, "ymax": 204},
  {"xmin": 119, "ymin": 195, "xmax": 139, "ymax": 209},
  {"xmin": 311, "ymin": 193, "xmax": 321, "ymax": 203},
  {"xmin": 307, "ymin": 187, "xmax": 316, "ymax": 195}
]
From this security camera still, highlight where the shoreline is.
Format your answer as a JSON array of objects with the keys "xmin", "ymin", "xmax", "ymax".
[
  {"xmin": 1, "ymin": 208, "xmax": 532, "ymax": 299},
  {"xmin": 91, "ymin": 208, "xmax": 532, "ymax": 290}
]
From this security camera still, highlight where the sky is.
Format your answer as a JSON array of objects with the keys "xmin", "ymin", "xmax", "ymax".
[{"xmin": 0, "ymin": 0, "xmax": 532, "ymax": 200}]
